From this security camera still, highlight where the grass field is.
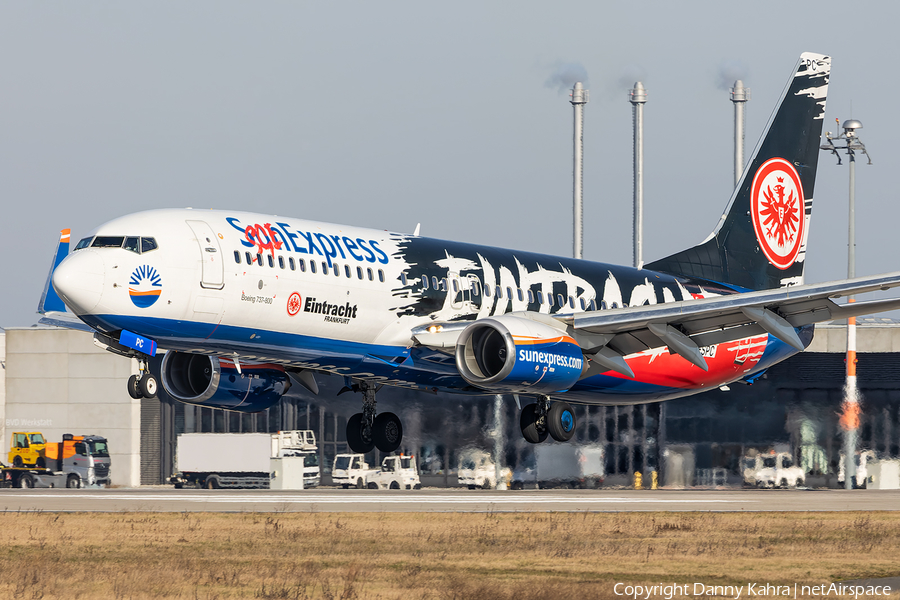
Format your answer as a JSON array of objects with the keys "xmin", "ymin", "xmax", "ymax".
[{"xmin": 0, "ymin": 511, "xmax": 898, "ymax": 599}]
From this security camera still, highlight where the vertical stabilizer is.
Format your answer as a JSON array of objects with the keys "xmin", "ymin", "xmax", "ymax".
[
  {"xmin": 38, "ymin": 228, "xmax": 71, "ymax": 314},
  {"xmin": 646, "ymin": 53, "xmax": 830, "ymax": 290}
]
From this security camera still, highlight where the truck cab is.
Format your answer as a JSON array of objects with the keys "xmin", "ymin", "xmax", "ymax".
[
  {"xmin": 755, "ymin": 452, "xmax": 804, "ymax": 488},
  {"xmin": 332, "ymin": 454, "xmax": 377, "ymax": 489},
  {"xmin": 45, "ymin": 434, "xmax": 112, "ymax": 487},
  {"xmin": 9, "ymin": 432, "xmax": 47, "ymax": 468},
  {"xmin": 366, "ymin": 455, "xmax": 421, "ymax": 490}
]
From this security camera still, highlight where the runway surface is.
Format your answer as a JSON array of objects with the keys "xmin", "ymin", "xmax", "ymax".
[{"xmin": 0, "ymin": 488, "xmax": 898, "ymax": 512}]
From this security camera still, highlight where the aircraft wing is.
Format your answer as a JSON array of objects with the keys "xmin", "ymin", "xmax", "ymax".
[{"xmin": 560, "ymin": 271, "xmax": 900, "ymax": 375}]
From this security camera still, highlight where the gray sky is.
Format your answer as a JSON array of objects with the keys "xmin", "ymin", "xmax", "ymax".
[{"xmin": 2, "ymin": 2, "xmax": 898, "ymax": 326}]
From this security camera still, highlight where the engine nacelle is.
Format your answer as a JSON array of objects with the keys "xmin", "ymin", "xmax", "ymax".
[
  {"xmin": 160, "ymin": 352, "xmax": 291, "ymax": 412},
  {"xmin": 455, "ymin": 315, "xmax": 584, "ymax": 394}
]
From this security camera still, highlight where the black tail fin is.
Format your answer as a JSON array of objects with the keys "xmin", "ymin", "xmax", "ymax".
[{"xmin": 646, "ymin": 53, "xmax": 830, "ymax": 291}]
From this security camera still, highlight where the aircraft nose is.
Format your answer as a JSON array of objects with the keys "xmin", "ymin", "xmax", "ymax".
[{"xmin": 52, "ymin": 250, "xmax": 105, "ymax": 314}]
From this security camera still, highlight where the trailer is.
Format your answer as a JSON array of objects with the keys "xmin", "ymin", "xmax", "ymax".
[
  {"xmin": 0, "ymin": 434, "xmax": 111, "ymax": 488},
  {"xmin": 171, "ymin": 431, "xmax": 320, "ymax": 489}
]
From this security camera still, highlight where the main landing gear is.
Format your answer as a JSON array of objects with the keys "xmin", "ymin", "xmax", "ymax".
[
  {"xmin": 345, "ymin": 381, "xmax": 403, "ymax": 454},
  {"xmin": 126, "ymin": 357, "xmax": 158, "ymax": 400},
  {"xmin": 519, "ymin": 396, "xmax": 576, "ymax": 444}
]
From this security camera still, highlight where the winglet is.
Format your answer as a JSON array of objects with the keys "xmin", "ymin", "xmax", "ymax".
[{"xmin": 37, "ymin": 228, "xmax": 71, "ymax": 315}]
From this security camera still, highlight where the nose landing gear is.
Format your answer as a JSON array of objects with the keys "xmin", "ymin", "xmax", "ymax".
[
  {"xmin": 519, "ymin": 396, "xmax": 576, "ymax": 443},
  {"xmin": 345, "ymin": 381, "xmax": 403, "ymax": 454},
  {"xmin": 126, "ymin": 358, "xmax": 158, "ymax": 399}
]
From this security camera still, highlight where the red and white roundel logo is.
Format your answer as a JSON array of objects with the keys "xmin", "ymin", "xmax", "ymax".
[
  {"xmin": 287, "ymin": 292, "xmax": 302, "ymax": 316},
  {"xmin": 750, "ymin": 157, "xmax": 805, "ymax": 270}
]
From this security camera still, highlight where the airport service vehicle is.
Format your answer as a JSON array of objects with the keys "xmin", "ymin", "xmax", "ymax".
[
  {"xmin": 171, "ymin": 431, "xmax": 320, "ymax": 489},
  {"xmin": 9, "ymin": 432, "xmax": 47, "ymax": 468},
  {"xmin": 838, "ymin": 450, "xmax": 876, "ymax": 489},
  {"xmin": 1, "ymin": 434, "xmax": 111, "ymax": 488},
  {"xmin": 332, "ymin": 454, "xmax": 378, "ymax": 489},
  {"xmin": 512, "ymin": 444, "xmax": 604, "ymax": 489},
  {"xmin": 40, "ymin": 53, "xmax": 900, "ymax": 455},
  {"xmin": 755, "ymin": 452, "xmax": 805, "ymax": 488},
  {"xmin": 366, "ymin": 455, "xmax": 421, "ymax": 490},
  {"xmin": 457, "ymin": 449, "xmax": 510, "ymax": 489}
]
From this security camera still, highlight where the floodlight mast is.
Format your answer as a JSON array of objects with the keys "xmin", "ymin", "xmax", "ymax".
[{"xmin": 820, "ymin": 118, "xmax": 872, "ymax": 490}]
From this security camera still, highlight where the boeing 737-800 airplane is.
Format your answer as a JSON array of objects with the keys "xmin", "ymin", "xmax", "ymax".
[{"xmin": 38, "ymin": 53, "xmax": 900, "ymax": 453}]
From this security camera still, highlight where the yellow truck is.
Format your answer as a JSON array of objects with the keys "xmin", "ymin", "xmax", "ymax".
[{"xmin": 9, "ymin": 432, "xmax": 47, "ymax": 468}]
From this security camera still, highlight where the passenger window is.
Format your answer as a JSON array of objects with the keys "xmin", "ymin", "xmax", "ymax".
[
  {"xmin": 124, "ymin": 237, "xmax": 141, "ymax": 254},
  {"xmin": 401, "ymin": 273, "xmax": 408, "ymax": 286},
  {"xmin": 310, "ymin": 261, "xmax": 317, "ymax": 274},
  {"xmin": 378, "ymin": 270, "xmax": 385, "ymax": 283},
  {"xmin": 322, "ymin": 262, "xmax": 328, "ymax": 274},
  {"xmin": 245, "ymin": 252, "xmax": 253, "ymax": 265},
  {"xmin": 267, "ymin": 255, "xmax": 274, "ymax": 268},
  {"xmin": 484, "ymin": 284, "xmax": 492, "ymax": 297},
  {"xmin": 507, "ymin": 287, "xmax": 513, "ymax": 300},
  {"xmin": 75, "ymin": 237, "xmax": 93, "ymax": 251},
  {"xmin": 590, "ymin": 299, "xmax": 597, "ymax": 310},
  {"xmin": 569, "ymin": 296, "xmax": 575, "ymax": 309},
  {"xmin": 257, "ymin": 253, "xmax": 264, "ymax": 267},
  {"xmin": 471, "ymin": 281, "xmax": 481, "ymax": 296},
  {"xmin": 547, "ymin": 294, "xmax": 554, "ymax": 307},
  {"xmin": 358, "ymin": 267, "xmax": 364, "ymax": 280},
  {"xmin": 580, "ymin": 298, "xmax": 587, "ymax": 310},
  {"xmin": 234, "ymin": 250, "xmax": 241, "ymax": 263},
  {"xmin": 528, "ymin": 290, "xmax": 534, "ymax": 303},
  {"xmin": 452, "ymin": 279, "xmax": 459, "ymax": 293},
  {"xmin": 141, "ymin": 237, "xmax": 158, "ymax": 253},
  {"xmin": 368, "ymin": 268, "xmax": 374, "ymax": 281},
  {"xmin": 333, "ymin": 264, "xmax": 340, "ymax": 277},
  {"xmin": 91, "ymin": 236, "xmax": 125, "ymax": 248},
  {"xmin": 299, "ymin": 259, "xmax": 306, "ymax": 272},
  {"xmin": 517, "ymin": 289, "xmax": 524, "ymax": 302},
  {"xmin": 537, "ymin": 291, "xmax": 544, "ymax": 304},
  {"xmin": 422, "ymin": 275, "xmax": 429, "ymax": 290},
  {"xmin": 496, "ymin": 286, "xmax": 503, "ymax": 299},
  {"xmin": 278, "ymin": 256, "xmax": 285, "ymax": 269},
  {"xmin": 289, "ymin": 257, "xmax": 295, "ymax": 271},
  {"xmin": 441, "ymin": 278, "xmax": 448, "ymax": 292},
  {"xmin": 345, "ymin": 265, "xmax": 351, "ymax": 278},
  {"xmin": 431, "ymin": 276, "xmax": 438, "ymax": 289},
  {"xmin": 558, "ymin": 294, "xmax": 565, "ymax": 307}
]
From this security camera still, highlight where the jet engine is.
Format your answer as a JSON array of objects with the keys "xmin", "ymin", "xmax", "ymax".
[
  {"xmin": 455, "ymin": 315, "xmax": 584, "ymax": 394},
  {"xmin": 160, "ymin": 352, "xmax": 291, "ymax": 412}
]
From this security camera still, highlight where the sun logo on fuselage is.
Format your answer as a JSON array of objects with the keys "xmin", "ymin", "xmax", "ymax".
[{"xmin": 129, "ymin": 265, "xmax": 162, "ymax": 308}]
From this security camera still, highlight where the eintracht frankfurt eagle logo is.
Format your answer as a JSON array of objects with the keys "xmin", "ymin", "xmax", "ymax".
[{"xmin": 750, "ymin": 158, "xmax": 804, "ymax": 270}]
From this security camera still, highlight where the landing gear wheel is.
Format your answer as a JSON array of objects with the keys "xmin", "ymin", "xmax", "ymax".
[
  {"xmin": 139, "ymin": 375, "xmax": 158, "ymax": 399},
  {"xmin": 547, "ymin": 401, "xmax": 576, "ymax": 442},
  {"xmin": 13, "ymin": 456, "xmax": 23, "ymax": 468},
  {"xmin": 66, "ymin": 475, "xmax": 81, "ymax": 489},
  {"xmin": 346, "ymin": 413, "xmax": 374, "ymax": 454},
  {"xmin": 127, "ymin": 375, "xmax": 142, "ymax": 399},
  {"xmin": 520, "ymin": 403, "xmax": 548, "ymax": 444},
  {"xmin": 373, "ymin": 412, "xmax": 403, "ymax": 453}
]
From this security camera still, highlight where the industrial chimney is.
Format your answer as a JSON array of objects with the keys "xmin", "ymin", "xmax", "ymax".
[
  {"xmin": 571, "ymin": 82, "xmax": 588, "ymax": 260},
  {"xmin": 730, "ymin": 80, "xmax": 750, "ymax": 187},
  {"xmin": 629, "ymin": 82, "xmax": 647, "ymax": 268}
]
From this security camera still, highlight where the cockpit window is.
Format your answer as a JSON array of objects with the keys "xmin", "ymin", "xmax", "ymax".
[
  {"xmin": 140, "ymin": 237, "xmax": 158, "ymax": 253},
  {"xmin": 124, "ymin": 237, "xmax": 141, "ymax": 253},
  {"xmin": 92, "ymin": 236, "xmax": 125, "ymax": 248},
  {"xmin": 74, "ymin": 237, "xmax": 94, "ymax": 251}
]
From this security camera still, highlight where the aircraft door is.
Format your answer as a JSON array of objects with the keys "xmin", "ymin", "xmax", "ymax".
[
  {"xmin": 186, "ymin": 220, "xmax": 225, "ymax": 290},
  {"xmin": 466, "ymin": 274, "xmax": 482, "ymax": 312}
]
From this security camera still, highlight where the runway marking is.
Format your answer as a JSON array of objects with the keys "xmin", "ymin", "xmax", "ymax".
[{"xmin": 0, "ymin": 493, "xmax": 754, "ymax": 504}]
